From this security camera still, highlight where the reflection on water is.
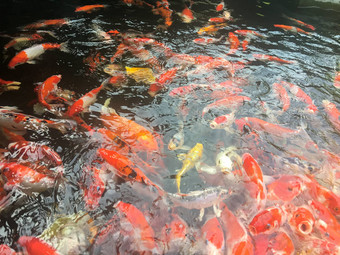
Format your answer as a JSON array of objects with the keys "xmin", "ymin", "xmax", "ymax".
[{"xmin": 0, "ymin": 0, "xmax": 340, "ymax": 254}]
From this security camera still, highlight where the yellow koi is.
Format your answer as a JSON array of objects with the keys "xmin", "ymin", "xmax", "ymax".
[{"xmin": 175, "ymin": 143, "xmax": 203, "ymax": 193}]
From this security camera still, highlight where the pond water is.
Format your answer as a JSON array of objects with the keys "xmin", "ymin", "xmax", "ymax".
[{"xmin": 0, "ymin": 0, "xmax": 339, "ymax": 254}]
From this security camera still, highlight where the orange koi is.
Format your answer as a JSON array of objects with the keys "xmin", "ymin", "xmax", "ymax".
[
  {"xmin": 66, "ymin": 82, "xmax": 105, "ymax": 117},
  {"xmin": 0, "ymin": 162, "xmax": 55, "ymax": 192},
  {"xmin": 8, "ymin": 141, "xmax": 63, "ymax": 168},
  {"xmin": 81, "ymin": 166, "xmax": 106, "ymax": 210},
  {"xmin": 98, "ymin": 148, "xmax": 164, "ymax": 195},
  {"xmin": 178, "ymin": 6, "xmax": 194, "ymax": 23},
  {"xmin": 197, "ymin": 24, "xmax": 226, "ymax": 35},
  {"xmin": 18, "ymin": 236, "xmax": 59, "ymax": 255},
  {"xmin": 101, "ymin": 106, "xmax": 159, "ymax": 153},
  {"xmin": 219, "ymin": 202, "xmax": 254, "ymax": 254},
  {"xmin": 115, "ymin": 201, "xmax": 160, "ymax": 253},
  {"xmin": 323, "ymin": 100, "xmax": 340, "ymax": 133},
  {"xmin": 272, "ymin": 82, "xmax": 290, "ymax": 112},
  {"xmin": 266, "ymin": 175, "xmax": 305, "ymax": 202},
  {"xmin": 216, "ymin": 1, "xmax": 225, "ymax": 12},
  {"xmin": 0, "ymin": 244, "xmax": 16, "ymax": 255},
  {"xmin": 288, "ymin": 206, "xmax": 315, "ymax": 236},
  {"xmin": 285, "ymin": 16, "xmax": 315, "ymax": 30},
  {"xmin": 75, "ymin": 4, "xmax": 107, "ymax": 13},
  {"xmin": 24, "ymin": 19, "xmax": 69, "ymax": 30},
  {"xmin": 280, "ymin": 81, "xmax": 318, "ymax": 113},
  {"xmin": 242, "ymin": 153, "xmax": 266, "ymax": 210},
  {"xmin": 274, "ymin": 24, "xmax": 310, "ymax": 35},
  {"xmin": 202, "ymin": 95, "xmax": 250, "ymax": 117},
  {"xmin": 148, "ymin": 67, "xmax": 178, "ymax": 97},
  {"xmin": 8, "ymin": 43, "xmax": 67, "ymax": 69},
  {"xmin": 234, "ymin": 117, "xmax": 299, "ymax": 136},
  {"xmin": 209, "ymin": 17, "xmax": 227, "ymax": 23},
  {"xmin": 36, "ymin": 75, "xmax": 62, "ymax": 110},
  {"xmin": 201, "ymin": 217, "xmax": 225, "ymax": 254},
  {"xmin": 309, "ymin": 200, "xmax": 340, "ymax": 233},
  {"xmin": 253, "ymin": 53, "xmax": 296, "ymax": 64},
  {"xmin": 334, "ymin": 71, "xmax": 340, "ymax": 88},
  {"xmin": 4, "ymin": 34, "xmax": 44, "ymax": 50},
  {"xmin": 248, "ymin": 206, "xmax": 286, "ymax": 235},
  {"xmin": 227, "ymin": 32, "xmax": 239, "ymax": 55}
]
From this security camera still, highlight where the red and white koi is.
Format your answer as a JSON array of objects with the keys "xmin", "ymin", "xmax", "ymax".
[
  {"xmin": 148, "ymin": 67, "xmax": 178, "ymax": 97},
  {"xmin": 242, "ymin": 153, "xmax": 267, "ymax": 210},
  {"xmin": 0, "ymin": 244, "xmax": 16, "ymax": 255},
  {"xmin": 323, "ymin": 100, "xmax": 340, "ymax": 133},
  {"xmin": 219, "ymin": 202, "xmax": 254, "ymax": 255},
  {"xmin": 66, "ymin": 81, "xmax": 105, "ymax": 117},
  {"xmin": 334, "ymin": 71, "xmax": 340, "ymax": 88},
  {"xmin": 36, "ymin": 75, "xmax": 62, "ymax": 110},
  {"xmin": 248, "ymin": 206, "xmax": 286, "ymax": 235},
  {"xmin": 254, "ymin": 231, "xmax": 295, "ymax": 255},
  {"xmin": 193, "ymin": 36, "xmax": 223, "ymax": 45},
  {"xmin": 177, "ymin": 6, "xmax": 194, "ymax": 23},
  {"xmin": 18, "ymin": 236, "xmax": 60, "ymax": 255},
  {"xmin": 280, "ymin": 81, "xmax": 318, "ymax": 113},
  {"xmin": 272, "ymin": 82, "xmax": 290, "ymax": 112},
  {"xmin": 274, "ymin": 24, "xmax": 310, "ymax": 35},
  {"xmin": 216, "ymin": 1, "xmax": 225, "ymax": 12},
  {"xmin": 266, "ymin": 175, "xmax": 305, "ymax": 202},
  {"xmin": 201, "ymin": 217, "xmax": 225, "ymax": 254},
  {"xmin": 253, "ymin": 53, "xmax": 296, "ymax": 64},
  {"xmin": 202, "ymin": 95, "xmax": 250, "ymax": 117},
  {"xmin": 8, "ymin": 43, "xmax": 67, "ymax": 69},
  {"xmin": 227, "ymin": 32, "xmax": 240, "ymax": 55},
  {"xmin": 210, "ymin": 112, "xmax": 235, "ymax": 129}
]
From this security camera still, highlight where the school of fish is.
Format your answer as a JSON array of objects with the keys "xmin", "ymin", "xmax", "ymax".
[{"xmin": 0, "ymin": 0, "xmax": 339, "ymax": 254}]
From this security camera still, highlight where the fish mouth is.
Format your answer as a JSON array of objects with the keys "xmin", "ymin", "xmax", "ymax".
[{"xmin": 298, "ymin": 221, "xmax": 313, "ymax": 235}]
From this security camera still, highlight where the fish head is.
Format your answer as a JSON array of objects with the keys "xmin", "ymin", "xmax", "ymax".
[{"xmin": 289, "ymin": 207, "xmax": 315, "ymax": 235}]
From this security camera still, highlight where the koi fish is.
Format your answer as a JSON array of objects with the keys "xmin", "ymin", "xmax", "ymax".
[
  {"xmin": 209, "ymin": 17, "xmax": 227, "ymax": 23},
  {"xmin": 177, "ymin": 6, "xmax": 194, "ymax": 23},
  {"xmin": 197, "ymin": 23, "xmax": 227, "ymax": 35},
  {"xmin": 0, "ymin": 78, "xmax": 21, "ymax": 94},
  {"xmin": 274, "ymin": 24, "xmax": 310, "ymax": 35},
  {"xmin": 0, "ymin": 162, "xmax": 55, "ymax": 192},
  {"xmin": 219, "ymin": 202, "xmax": 254, "ymax": 254},
  {"xmin": 18, "ymin": 236, "xmax": 59, "ymax": 255},
  {"xmin": 322, "ymin": 100, "xmax": 340, "ymax": 133},
  {"xmin": 193, "ymin": 36, "xmax": 223, "ymax": 45},
  {"xmin": 0, "ymin": 244, "xmax": 16, "ymax": 255},
  {"xmin": 210, "ymin": 112, "xmax": 235, "ymax": 129},
  {"xmin": 234, "ymin": 30, "xmax": 264, "ymax": 38},
  {"xmin": 0, "ymin": 107, "xmax": 69, "ymax": 134},
  {"xmin": 268, "ymin": 231, "xmax": 295, "ymax": 255},
  {"xmin": 8, "ymin": 43, "xmax": 67, "ymax": 69},
  {"xmin": 101, "ymin": 102, "xmax": 159, "ymax": 153},
  {"xmin": 280, "ymin": 81, "xmax": 318, "ymax": 113},
  {"xmin": 75, "ymin": 4, "xmax": 107, "ymax": 13},
  {"xmin": 66, "ymin": 81, "xmax": 105, "ymax": 117},
  {"xmin": 81, "ymin": 166, "xmax": 106, "ymax": 210},
  {"xmin": 253, "ymin": 54, "xmax": 296, "ymax": 64},
  {"xmin": 202, "ymin": 95, "xmax": 250, "ymax": 117},
  {"xmin": 235, "ymin": 117, "xmax": 299, "ymax": 136},
  {"xmin": 98, "ymin": 148, "xmax": 164, "ymax": 195},
  {"xmin": 284, "ymin": 16, "xmax": 315, "ymax": 30},
  {"xmin": 227, "ymin": 32, "xmax": 239, "ymax": 55},
  {"xmin": 0, "ymin": 127, "xmax": 25, "ymax": 143},
  {"xmin": 272, "ymin": 82, "xmax": 290, "ymax": 112},
  {"xmin": 242, "ymin": 153, "xmax": 266, "ymax": 210},
  {"xmin": 309, "ymin": 199, "xmax": 340, "ymax": 233},
  {"xmin": 288, "ymin": 206, "xmax": 315, "ymax": 236},
  {"xmin": 266, "ymin": 175, "xmax": 305, "ymax": 202},
  {"xmin": 36, "ymin": 75, "xmax": 62, "ymax": 110},
  {"xmin": 4, "ymin": 34, "xmax": 44, "ymax": 51},
  {"xmin": 152, "ymin": 1, "xmax": 173, "ymax": 27},
  {"xmin": 248, "ymin": 206, "xmax": 286, "ymax": 235},
  {"xmin": 175, "ymin": 143, "xmax": 203, "ymax": 193},
  {"xmin": 148, "ymin": 67, "xmax": 178, "ymax": 97},
  {"xmin": 115, "ymin": 201, "xmax": 160, "ymax": 253},
  {"xmin": 168, "ymin": 122, "xmax": 185, "ymax": 151},
  {"xmin": 167, "ymin": 186, "xmax": 230, "ymax": 210},
  {"xmin": 23, "ymin": 19, "xmax": 69, "ymax": 30},
  {"xmin": 334, "ymin": 71, "xmax": 340, "ymax": 88},
  {"xmin": 216, "ymin": 1, "xmax": 225, "ymax": 12},
  {"xmin": 201, "ymin": 217, "xmax": 225, "ymax": 254}
]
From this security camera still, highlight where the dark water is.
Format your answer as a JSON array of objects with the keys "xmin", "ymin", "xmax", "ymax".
[{"xmin": 0, "ymin": 0, "xmax": 340, "ymax": 254}]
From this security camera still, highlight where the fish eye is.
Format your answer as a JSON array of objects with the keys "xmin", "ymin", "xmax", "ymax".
[
  {"xmin": 295, "ymin": 213, "xmax": 300, "ymax": 218},
  {"xmin": 243, "ymin": 125, "xmax": 251, "ymax": 134},
  {"xmin": 97, "ymin": 186, "xmax": 101, "ymax": 192},
  {"xmin": 334, "ymin": 207, "xmax": 339, "ymax": 212},
  {"xmin": 266, "ymin": 223, "xmax": 272, "ymax": 230}
]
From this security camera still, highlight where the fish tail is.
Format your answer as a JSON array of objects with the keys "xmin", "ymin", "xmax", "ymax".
[{"xmin": 59, "ymin": 41, "xmax": 69, "ymax": 53}]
